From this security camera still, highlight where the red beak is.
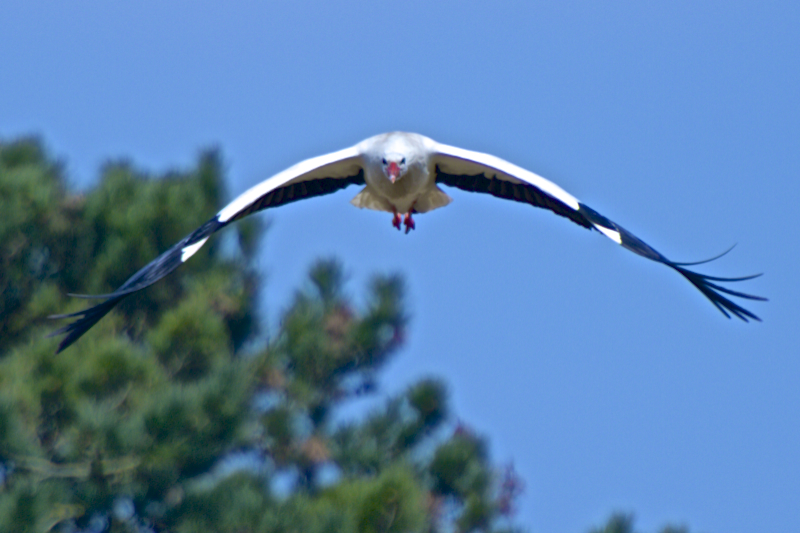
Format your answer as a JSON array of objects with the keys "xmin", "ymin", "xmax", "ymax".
[{"xmin": 387, "ymin": 161, "xmax": 400, "ymax": 183}]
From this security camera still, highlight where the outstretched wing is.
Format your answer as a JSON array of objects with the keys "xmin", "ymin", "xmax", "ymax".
[
  {"xmin": 50, "ymin": 146, "xmax": 366, "ymax": 353},
  {"xmin": 431, "ymin": 142, "xmax": 766, "ymax": 321}
]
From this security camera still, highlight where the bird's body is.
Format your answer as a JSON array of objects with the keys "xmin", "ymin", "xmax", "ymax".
[
  {"xmin": 359, "ymin": 132, "xmax": 435, "ymax": 212},
  {"xmin": 352, "ymin": 133, "xmax": 449, "ymax": 231},
  {"xmin": 50, "ymin": 132, "xmax": 765, "ymax": 352}
]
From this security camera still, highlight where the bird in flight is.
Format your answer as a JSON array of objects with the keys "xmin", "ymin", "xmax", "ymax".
[{"xmin": 50, "ymin": 132, "xmax": 765, "ymax": 352}]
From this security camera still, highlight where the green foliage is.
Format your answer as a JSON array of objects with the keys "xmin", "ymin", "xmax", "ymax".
[
  {"xmin": 589, "ymin": 514, "xmax": 693, "ymax": 533},
  {"xmin": 0, "ymin": 136, "xmax": 694, "ymax": 533},
  {"xmin": 430, "ymin": 432, "xmax": 490, "ymax": 499},
  {"xmin": 0, "ymin": 137, "xmax": 524, "ymax": 533},
  {"xmin": 0, "ymin": 137, "xmax": 74, "ymax": 350},
  {"xmin": 590, "ymin": 514, "xmax": 637, "ymax": 533}
]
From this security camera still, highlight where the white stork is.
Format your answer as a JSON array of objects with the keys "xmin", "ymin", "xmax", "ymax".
[{"xmin": 50, "ymin": 132, "xmax": 765, "ymax": 352}]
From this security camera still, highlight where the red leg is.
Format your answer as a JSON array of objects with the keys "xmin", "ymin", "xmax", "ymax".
[
  {"xmin": 403, "ymin": 212, "xmax": 415, "ymax": 234},
  {"xmin": 392, "ymin": 209, "xmax": 402, "ymax": 231}
]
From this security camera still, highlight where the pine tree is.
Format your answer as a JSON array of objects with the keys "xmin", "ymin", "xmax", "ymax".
[{"xmin": 0, "ymin": 137, "xmax": 528, "ymax": 533}]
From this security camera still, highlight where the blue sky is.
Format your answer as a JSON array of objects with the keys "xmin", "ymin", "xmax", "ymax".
[{"xmin": 2, "ymin": 2, "xmax": 798, "ymax": 532}]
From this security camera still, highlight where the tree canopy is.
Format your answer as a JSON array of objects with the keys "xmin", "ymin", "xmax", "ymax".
[{"xmin": 0, "ymin": 136, "xmax": 690, "ymax": 533}]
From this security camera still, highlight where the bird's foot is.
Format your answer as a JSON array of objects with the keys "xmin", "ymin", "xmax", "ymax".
[
  {"xmin": 403, "ymin": 213, "xmax": 415, "ymax": 234},
  {"xmin": 392, "ymin": 211, "xmax": 402, "ymax": 231}
]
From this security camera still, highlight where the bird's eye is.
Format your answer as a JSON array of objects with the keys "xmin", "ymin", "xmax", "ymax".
[
  {"xmin": 382, "ymin": 158, "xmax": 387, "ymax": 165},
  {"xmin": 400, "ymin": 157, "xmax": 406, "ymax": 164}
]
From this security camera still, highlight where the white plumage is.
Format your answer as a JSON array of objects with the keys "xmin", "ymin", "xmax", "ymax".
[{"xmin": 50, "ymin": 132, "xmax": 765, "ymax": 352}]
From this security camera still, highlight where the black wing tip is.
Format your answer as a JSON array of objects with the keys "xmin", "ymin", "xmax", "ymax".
[
  {"xmin": 46, "ymin": 215, "xmax": 225, "ymax": 354},
  {"xmin": 66, "ymin": 292, "xmax": 118, "ymax": 300},
  {"xmin": 670, "ymin": 263, "xmax": 766, "ymax": 323},
  {"xmin": 47, "ymin": 297, "xmax": 124, "ymax": 353},
  {"xmin": 670, "ymin": 244, "xmax": 738, "ymax": 267}
]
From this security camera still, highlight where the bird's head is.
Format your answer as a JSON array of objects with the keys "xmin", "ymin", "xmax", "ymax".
[{"xmin": 381, "ymin": 153, "xmax": 407, "ymax": 183}]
